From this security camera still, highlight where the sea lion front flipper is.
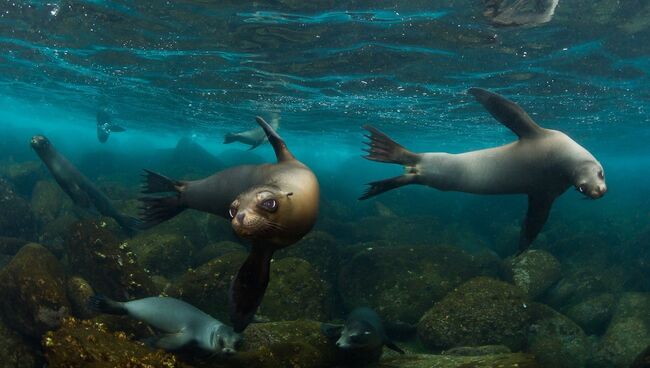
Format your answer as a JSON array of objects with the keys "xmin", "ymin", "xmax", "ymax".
[
  {"xmin": 468, "ymin": 88, "xmax": 544, "ymax": 140},
  {"xmin": 229, "ymin": 246, "xmax": 274, "ymax": 332},
  {"xmin": 320, "ymin": 323, "xmax": 343, "ymax": 339},
  {"xmin": 254, "ymin": 116, "xmax": 295, "ymax": 162},
  {"xmin": 146, "ymin": 332, "xmax": 193, "ymax": 351},
  {"xmin": 519, "ymin": 194, "xmax": 555, "ymax": 252},
  {"xmin": 384, "ymin": 339, "xmax": 406, "ymax": 354}
]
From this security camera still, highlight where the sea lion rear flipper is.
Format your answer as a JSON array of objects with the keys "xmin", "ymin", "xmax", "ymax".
[
  {"xmin": 109, "ymin": 124, "xmax": 126, "ymax": 133},
  {"xmin": 320, "ymin": 323, "xmax": 344, "ymax": 339},
  {"xmin": 223, "ymin": 133, "xmax": 239, "ymax": 144},
  {"xmin": 362, "ymin": 125, "xmax": 419, "ymax": 166},
  {"xmin": 138, "ymin": 170, "xmax": 186, "ymax": 229},
  {"xmin": 468, "ymin": 88, "xmax": 544, "ymax": 140},
  {"xmin": 145, "ymin": 333, "xmax": 193, "ymax": 351},
  {"xmin": 519, "ymin": 194, "xmax": 555, "ymax": 252},
  {"xmin": 384, "ymin": 339, "xmax": 406, "ymax": 354},
  {"xmin": 229, "ymin": 246, "xmax": 273, "ymax": 333},
  {"xmin": 359, "ymin": 175, "xmax": 417, "ymax": 200},
  {"xmin": 87, "ymin": 294, "xmax": 127, "ymax": 315},
  {"xmin": 254, "ymin": 116, "xmax": 295, "ymax": 162}
]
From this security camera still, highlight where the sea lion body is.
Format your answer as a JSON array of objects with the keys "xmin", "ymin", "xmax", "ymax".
[
  {"xmin": 96, "ymin": 110, "xmax": 126, "ymax": 143},
  {"xmin": 89, "ymin": 295, "xmax": 240, "ymax": 354},
  {"xmin": 361, "ymin": 88, "xmax": 606, "ymax": 252},
  {"xmin": 484, "ymin": 0, "xmax": 559, "ymax": 26},
  {"xmin": 30, "ymin": 135, "xmax": 139, "ymax": 233},
  {"xmin": 223, "ymin": 116, "xmax": 280, "ymax": 150}
]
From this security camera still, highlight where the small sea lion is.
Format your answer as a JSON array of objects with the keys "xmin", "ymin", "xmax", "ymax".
[
  {"xmin": 139, "ymin": 117, "xmax": 319, "ymax": 332},
  {"xmin": 89, "ymin": 295, "xmax": 241, "ymax": 355},
  {"xmin": 30, "ymin": 135, "xmax": 140, "ymax": 234},
  {"xmin": 223, "ymin": 115, "xmax": 280, "ymax": 150},
  {"xmin": 96, "ymin": 110, "xmax": 126, "ymax": 143},
  {"xmin": 483, "ymin": 0, "xmax": 559, "ymax": 27},
  {"xmin": 360, "ymin": 88, "xmax": 606, "ymax": 252},
  {"xmin": 321, "ymin": 307, "xmax": 404, "ymax": 364}
]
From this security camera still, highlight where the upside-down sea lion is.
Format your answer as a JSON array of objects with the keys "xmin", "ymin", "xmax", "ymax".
[
  {"xmin": 223, "ymin": 115, "xmax": 280, "ymax": 150},
  {"xmin": 89, "ymin": 295, "xmax": 241, "ymax": 355},
  {"xmin": 30, "ymin": 135, "xmax": 140, "ymax": 234},
  {"xmin": 139, "ymin": 117, "xmax": 319, "ymax": 332},
  {"xmin": 483, "ymin": 0, "xmax": 559, "ymax": 27},
  {"xmin": 360, "ymin": 88, "xmax": 606, "ymax": 252},
  {"xmin": 96, "ymin": 110, "xmax": 126, "ymax": 143}
]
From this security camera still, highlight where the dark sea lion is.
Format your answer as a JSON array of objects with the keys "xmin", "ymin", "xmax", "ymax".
[
  {"xmin": 321, "ymin": 307, "xmax": 404, "ymax": 364},
  {"xmin": 30, "ymin": 135, "xmax": 140, "ymax": 234},
  {"xmin": 96, "ymin": 110, "xmax": 126, "ymax": 143},
  {"xmin": 360, "ymin": 88, "xmax": 606, "ymax": 252},
  {"xmin": 483, "ymin": 0, "xmax": 559, "ymax": 26},
  {"xmin": 89, "ymin": 295, "xmax": 241, "ymax": 355},
  {"xmin": 139, "ymin": 117, "xmax": 319, "ymax": 332},
  {"xmin": 223, "ymin": 115, "xmax": 280, "ymax": 150}
]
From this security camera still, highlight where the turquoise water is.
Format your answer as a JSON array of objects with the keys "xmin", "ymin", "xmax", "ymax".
[{"xmin": 0, "ymin": 1, "xmax": 649, "ymax": 367}]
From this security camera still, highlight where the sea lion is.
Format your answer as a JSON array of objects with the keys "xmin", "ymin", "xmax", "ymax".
[
  {"xmin": 360, "ymin": 88, "xmax": 606, "ymax": 252},
  {"xmin": 30, "ymin": 135, "xmax": 140, "ymax": 234},
  {"xmin": 483, "ymin": 0, "xmax": 559, "ymax": 26},
  {"xmin": 139, "ymin": 117, "xmax": 319, "ymax": 332},
  {"xmin": 223, "ymin": 115, "xmax": 280, "ymax": 150},
  {"xmin": 89, "ymin": 295, "xmax": 241, "ymax": 355},
  {"xmin": 321, "ymin": 307, "xmax": 404, "ymax": 365},
  {"xmin": 96, "ymin": 110, "xmax": 126, "ymax": 143}
]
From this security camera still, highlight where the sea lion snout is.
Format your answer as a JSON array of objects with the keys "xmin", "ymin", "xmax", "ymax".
[
  {"xmin": 30, "ymin": 135, "xmax": 49, "ymax": 149},
  {"xmin": 589, "ymin": 183, "xmax": 607, "ymax": 199}
]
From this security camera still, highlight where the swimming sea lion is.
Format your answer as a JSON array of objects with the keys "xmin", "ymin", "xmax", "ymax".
[
  {"xmin": 223, "ymin": 115, "xmax": 280, "ymax": 150},
  {"xmin": 321, "ymin": 307, "xmax": 404, "ymax": 364},
  {"xmin": 89, "ymin": 295, "xmax": 241, "ymax": 355},
  {"xmin": 139, "ymin": 117, "xmax": 319, "ymax": 332},
  {"xmin": 360, "ymin": 88, "xmax": 606, "ymax": 252},
  {"xmin": 30, "ymin": 135, "xmax": 140, "ymax": 234},
  {"xmin": 96, "ymin": 110, "xmax": 126, "ymax": 143},
  {"xmin": 483, "ymin": 0, "xmax": 559, "ymax": 26}
]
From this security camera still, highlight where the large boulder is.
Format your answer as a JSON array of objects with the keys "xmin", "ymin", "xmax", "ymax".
[
  {"xmin": 417, "ymin": 277, "xmax": 531, "ymax": 351},
  {"xmin": 377, "ymin": 352, "xmax": 538, "ymax": 367},
  {"xmin": 66, "ymin": 276, "xmax": 96, "ymax": 319},
  {"xmin": 30, "ymin": 179, "xmax": 69, "ymax": 225},
  {"xmin": 192, "ymin": 241, "xmax": 246, "ymax": 267},
  {"xmin": 0, "ymin": 160, "xmax": 45, "ymax": 197},
  {"xmin": 564, "ymin": 292, "xmax": 616, "ymax": 335},
  {"xmin": 0, "ymin": 318, "xmax": 42, "ymax": 367},
  {"xmin": 0, "ymin": 243, "xmax": 70, "ymax": 339},
  {"xmin": 129, "ymin": 232, "xmax": 196, "ymax": 278},
  {"xmin": 0, "ymin": 177, "xmax": 36, "ymax": 240},
  {"xmin": 277, "ymin": 231, "xmax": 341, "ymax": 285},
  {"xmin": 507, "ymin": 250, "xmax": 561, "ymax": 299}
]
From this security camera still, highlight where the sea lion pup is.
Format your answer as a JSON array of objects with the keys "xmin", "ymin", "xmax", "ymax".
[
  {"xmin": 88, "ymin": 295, "xmax": 241, "ymax": 355},
  {"xmin": 223, "ymin": 114, "xmax": 280, "ymax": 150},
  {"xmin": 321, "ymin": 307, "xmax": 404, "ymax": 365},
  {"xmin": 483, "ymin": 0, "xmax": 559, "ymax": 27},
  {"xmin": 30, "ymin": 135, "xmax": 140, "ymax": 234},
  {"xmin": 139, "ymin": 117, "xmax": 319, "ymax": 332},
  {"xmin": 360, "ymin": 88, "xmax": 606, "ymax": 252},
  {"xmin": 96, "ymin": 109, "xmax": 126, "ymax": 143}
]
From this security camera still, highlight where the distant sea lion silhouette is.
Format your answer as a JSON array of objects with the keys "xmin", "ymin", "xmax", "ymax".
[
  {"xmin": 483, "ymin": 0, "xmax": 559, "ymax": 26},
  {"xmin": 321, "ymin": 307, "xmax": 404, "ymax": 364},
  {"xmin": 30, "ymin": 135, "xmax": 140, "ymax": 234},
  {"xmin": 96, "ymin": 110, "xmax": 126, "ymax": 143},
  {"xmin": 89, "ymin": 295, "xmax": 241, "ymax": 355},
  {"xmin": 139, "ymin": 117, "xmax": 319, "ymax": 332},
  {"xmin": 360, "ymin": 88, "xmax": 606, "ymax": 252},
  {"xmin": 223, "ymin": 115, "xmax": 280, "ymax": 150}
]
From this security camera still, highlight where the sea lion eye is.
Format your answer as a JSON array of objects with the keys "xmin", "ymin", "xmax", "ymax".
[
  {"xmin": 578, "ymin": 184, "xmax": 586, "ymax": 193},
  {"xmin": 598, "ymin": 170, "xmax": 604, "ymax": 179},
  {"xmin": 228, "ymin": 207, "xmax": 237, "ymax": 219},
  {"xmin": 261, "ymin": 199, "xmax": 277, "ymax": 212}
]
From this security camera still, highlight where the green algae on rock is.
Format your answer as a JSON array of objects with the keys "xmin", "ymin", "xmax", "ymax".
[
  {"xmin": 377, "ymin": 352, "xmax": 538, "ymax": 368},
  {"xmin": 417, "ymin": 277, "xmax": 531, "ymax": 351},
  {"xmin": 66, "ymin": 276, "xmax": 96, "ymax": 320},
  {"xmin": 193, "ymin": 241, "xmax": 246, "ymax": 267},
  {"xmin": 0, "ymin": 177, "xmax": 37, "ymax": 240},
  {"xmin": 129, "ymin": 231, "xmax": 196, "ymax": 278},
  {"xmin": 507, "ymin": 249, "xmax": 561, "ymax": 299},
  {"xmin": 0, "ymin": 243, "xmax": 70, "ymax": 340},
  {"xmin": 0, "ymin": 316, "xmax": 42, "ymax": 367},
  {"xmin": 277, "ymin": 231, "xmax": 341, "ymax": 285},
  {"xmin": 564, "ymin": 292, "xmax": 616, "ymax": 335}
]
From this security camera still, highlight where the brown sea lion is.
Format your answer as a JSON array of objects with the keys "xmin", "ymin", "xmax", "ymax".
[
  {"xmin": 360, "ymin": 88, "xmax": 606, "ymax": 253},
  {"xmin": 139, "ymin": 117, "xmax": 319, "ymax": 332}
]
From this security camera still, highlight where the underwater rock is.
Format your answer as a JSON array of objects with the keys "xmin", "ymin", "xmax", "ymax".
[
  {"xmin": 0, "ymin": 160, "xmax": 46, "ymax": 197},
  {"xmin": 0, "ymin": 177, "xmax": 37, "ymax": 240},
  {"xmin": 417, "ymin": 277, "xmax": 530, "ymax": 351},
  {"xmin": 631, "ymin": 344, "xmax": 650, "ymax": 368},
  {"xmin": 129, "ymin": 231, "xmax": 196, "ymax": 278},
  {"xmin": 591, "ymin": 292, "xmax": 650, "ymax": 367},
  {"xmin": 64, "ymin": 220, "xmax": 156, "ymax": 300},
  {"xmin": 259, "ymin": 257, "xmax": 333, "ymax": 322},
  {"xmin": 352, "ymin": 215, "xmax": 445, "ymax": 245},
  {"xmin": 0, "ymin": 236, "xmax": 28, "ymax": 256},
  {"xmin": 0, "ymin": 243, "xmax": 70, "ymax": 339},
  {"xmin": 543, "ymin": 266, "xmax": 623, "ymax": 309},
  {"xmin": 43, "ymin": 317, "xmax": 190, "ymax": 368},
  {"xmin": 170, "ymin": 251, "xmax": 248, "ymax": 322},
  {"xmin": 507, "ymin": 249, "xmax": 561, "ymax": 299},
  {"xmin": 377, "ymin": 352, "xmax": 538, "ymax": 367},
  {"xmin": 0, "ymin": 318, "xmax": 42, "ymax": 368},
  {"xmin": 564, "ymin": 292, "xmax": 616, "ymax": 335},
  {"xmin": 192, "ymin": 240, "xmax": 246, "ymax": 267},
  {"xmin": 339, "ymin": 245, "xmax": 486, "ymax": 327},
  {"xmin": 277, "ymin": 231, "xmax": 341, "ymax": 285},
  {"xmin": 66, "ymin": 276, "xmax": 96, "ymax": 319},
  {"xmin": 442, "ymin": 345, "xmax": 511, "ymax": 356},
  {"xmin": 30, "ymin": 179, "xmax": 68, "ymax": 224},
  {"xmin": 527, "ymin": 303, "xmax": 589, "ymax": 368}
]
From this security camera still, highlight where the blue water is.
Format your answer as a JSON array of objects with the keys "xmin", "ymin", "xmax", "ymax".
[{"xmin": 1, "ymin": 1, "xmax": 650, "ymax": 367}]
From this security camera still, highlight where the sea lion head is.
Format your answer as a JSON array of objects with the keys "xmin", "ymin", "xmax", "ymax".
[
  {"xmin": 30, "ymin": 135, "xmax": 51, "ymax": 153},
  {"xmin": 573, "ymin": 160, "xmax": 607, "ymax": 199},
  {"xmin": 211, "ymin": 325, "xmax": 241, "ymax": 355},
  {"xmin": 229, "ymin": 185, "xmax": 295, "ymax": 246},
  {"xmin": 335, "ymin": 320, "xmax": 381, "ymax": 350}
]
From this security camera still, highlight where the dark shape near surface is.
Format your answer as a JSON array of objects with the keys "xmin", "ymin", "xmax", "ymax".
[
  {"xmin": 360, "ymin": 88, "xmax": 606, "ymax": 253},
  {"xmin": 139, "ymin": 117, "xmax": 319, "ymax": 332},
  {"xmin": 483, "ymin": 0, "xmax": 559, "ymax": 26},
  {"xmin": 321, "ymin": 307, "xmax": 404, "ymax": 364},
  {"xmin": 223, "ymin": 114, "xmax": 280, "ymax": 150},
  {"xmin": 96, "ymin": 110, "xmax": 126, "ymax": 143},
  {"xmin": 30, "ymin": 135, "xmax": 140, "ymax": 234}
]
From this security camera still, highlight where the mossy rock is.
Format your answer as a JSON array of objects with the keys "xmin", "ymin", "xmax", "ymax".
[
  {"xmin": 352, "ymin": 215, "xmax": 445, "ymax": 245},
  {"xmin": 417, "ymin": 277, "xmax": 531, "ymax": 351},
  {"xmin": 129, "ymin": 232, "xmax": 196, "ymax": 278},
  {"xmin": 564, "ymin": 293, "xmax": 616, "ymax": 335},
  {"xmin": 66, "ymin": 276, "xmax": 95, "ymax": 319},
  {"xmin": 259, "ymin": 257, "xmax": 333, "ymax": 321},
  {"xmin": 0, "ymin": 312, "xmax": 42, "ymax": 367},
  {"xmin": 543, "ymin": 266, "xmax": 623, "ymax": 308},
  {"xmin": 43, "ymin": 318, "xmax": 190, "ymax": 368},
  {"xmin": 277, "ymin": 231, "xmax": 341, "ymax": 285},
  {"xmin": 0, "ymin": 160, "xmax": 45, "ymax": 197},
  {"xmin": 377, "ymin": 352, "xmax": 538, "ymax": 367},
  {"xmin": 507, "ymin": 249, "xmax": 561, "ymax": 299},
  {"xmin": 193, "ymin": 241, "xmax": 246, "ymax": 267},
  {"xmin": 0, "ymin": 177, "xmax": 36, "ymax": 240},
  {"xmin": 0, "ymin": 243, "xmax": 70, "ymax": 339},
  {"xmin": 340, "ymin": 245, "xmax": 487, "ymax": 326},
  {"xmin": 527, "ymin": 303, "xmax": 589, "ymax": 368},
  {"xmin": 30, "ymin": 179, "xmax": 69, "ymax": 224}
]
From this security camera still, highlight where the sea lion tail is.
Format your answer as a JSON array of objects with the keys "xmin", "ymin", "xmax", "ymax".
[
  {"xmin": 88, "ymin": 294, "xmax": 127, "ymax": 315},
  {"xmin": 138, "ymin": 170, "xmax": 186, "ymax": 229},
  {"xmin": 223, "ymin": 133, "xmax": 238, "ymax": 144},
  {"xmin": 362, "ymin": 125, "xmax": 419, "ymax": 166},
  {"xmin": 359, "ymin": 175, "xmax": 417, "ymax": 200}
]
